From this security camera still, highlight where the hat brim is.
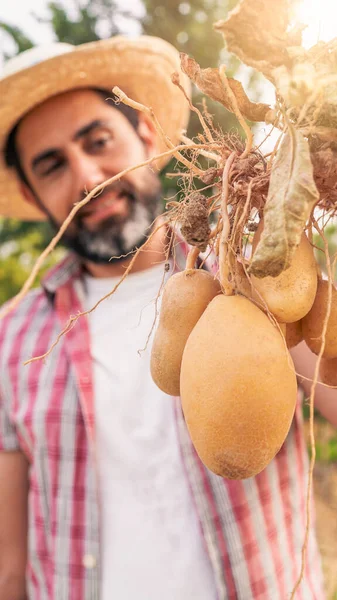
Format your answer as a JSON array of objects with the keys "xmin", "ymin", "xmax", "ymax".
[{"xmin": 0, "ymin": 36, "xmax": 190, "ymax": 221}]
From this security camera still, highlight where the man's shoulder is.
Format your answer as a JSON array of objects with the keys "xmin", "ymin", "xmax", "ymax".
[
  {"xmin": 0, "ymin": 253, "xmax": 80, "ymax": 338},
  {"xmin": 0, "ymin": 287, "xmax": 54, "ymax": 379},
  {"xmin": 0, "ymin": 286, "xmax": 52, "ymax": 341}
]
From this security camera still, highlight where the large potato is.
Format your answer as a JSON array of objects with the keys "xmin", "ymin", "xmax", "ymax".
[
  {"xmin": 302, "ymin": 279, "xmax": 337, "ymax": 358},
  {"xmin": 151, "ymin": 269, "xmax": 221, "ymax": 396},
  {"xmin": 180, "ymin": 294, "xmax": 297, "ymax": 479},
  {"xmin": 249, "ymin": 222, "xmax": 318, "ymax": 323}
]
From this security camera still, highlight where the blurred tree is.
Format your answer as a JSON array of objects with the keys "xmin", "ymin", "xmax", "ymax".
[
  {"xmin": 33, "ymin": 0, "xmax": 137, "ymax": 44},
  {"xmin": 43, "ymin": 1, "xmax": 101, "ymax": 43},
  {"xmin": 141, "ymin": 0, "xmax": 265, "ymax": 199},
  {"xmin": 314, "ymin": 224, "xmax": 337, "ymax": 281},
  {"xmin": 0, "ymin": 22, "xmax": 33, "ymax": 58},
  {"xmin": 142, "ymin": 0, "xmax": 241, "ymax": 134},
  {"xmin": 0, "ymin": 220, "xmax": 65, "ymax": 306},
  {"xmin": 0, "ymin": 0, "xmax": 137, "ymax": 54},
  {"xmin": 142, "ymin": 0, "xmax": 236, "ymax": 70}
]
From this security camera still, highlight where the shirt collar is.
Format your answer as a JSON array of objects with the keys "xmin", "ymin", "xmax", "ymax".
[{"xmin": 41, "ymin": 252, "xmax": 82, "ymax": 298}]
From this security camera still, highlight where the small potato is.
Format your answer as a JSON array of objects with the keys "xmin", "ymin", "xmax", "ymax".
[
  {"xmin": 249, "ymin": 222, "xmax": 318, "ymax": 323},
  {"xmin": 319, "ymin": 356, "xmax": 337, "ymax": 387},
  {"xmin": 302, "ymin": 279, "xmax": 337, "ymax": 358},
  {"xmin": 151, "ymin": 269, "xmax": 221, "ymax": 396},
  {"xmin": 285, "ymin": 320, "xmax": 303, "ymax": 349}
]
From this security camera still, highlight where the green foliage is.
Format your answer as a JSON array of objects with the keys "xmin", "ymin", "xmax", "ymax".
[
  {"xmin": 48, "ymin": 2, "xmax": 100, "ymax": 44},
  {"xmin": 142, "ymin": 0, "xmax": 240, "ymax": 136},
  {"xmin": 0, "ymin": 219, "xmax": 65, "ymax": 306},
  {"xmin": 1, "ymin": 0, "xmax": 137, "ymax": 56},
  {"xmin": 142, "ymin": 0, "xmax": 225, "ymax": 69},
  {"xmin": 35, "ymin": 0, "xmax": 132, "ymax": 45},
  {"xmin": 309, "ymin": 435, "xmax": 337, "ymax": 463},
  {"xmin": 303, "ymin": 404, "xmax": 337, "ymax": 463},
  {"xmin": 142, "ymin": 0, "xmax": 245, "ymax": 206},
  {"xmin": 314, "ymin": 222, "xmax": 337, "ymax": 281},
  {"xmin": 0, "ymin": 22, "xmax": 33, "ymax": 58}
]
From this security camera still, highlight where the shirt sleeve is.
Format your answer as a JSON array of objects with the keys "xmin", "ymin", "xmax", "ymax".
[{"xmin": 0, "ymin": 384, "xmax": 20, "ymax": 451}]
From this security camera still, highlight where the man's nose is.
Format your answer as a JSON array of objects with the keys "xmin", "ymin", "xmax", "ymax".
[{"xmin": 71, "ymin": 150, "xmax": 106, "ymax": 196}]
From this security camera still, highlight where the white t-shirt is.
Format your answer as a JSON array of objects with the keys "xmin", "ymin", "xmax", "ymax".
[{"xmin": 84, "ymin": 264, "xmax": 216, "ymax": 600}]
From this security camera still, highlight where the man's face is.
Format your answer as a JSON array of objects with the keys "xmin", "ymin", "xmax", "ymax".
[{"xmin": 16, "ymin": 89, "xmax": 162, "ymax": 263}]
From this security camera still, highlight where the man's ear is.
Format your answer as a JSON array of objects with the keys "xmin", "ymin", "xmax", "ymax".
[
  {"xmin": 19, "ymin": 181, "xmax": 40, "ymax": 208},
  {"xmin": 137, "ymin": 115, "xmax": 158, "ymax": 160}
]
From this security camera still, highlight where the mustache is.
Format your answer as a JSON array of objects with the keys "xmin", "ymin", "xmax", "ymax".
[{"xmin": 77, "ymin": 179, "xmax": 138, "ymax": 220}]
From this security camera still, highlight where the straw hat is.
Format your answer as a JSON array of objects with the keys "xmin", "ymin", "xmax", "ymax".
[{"xmin": 0, "ymin": 36, "xmax": 191, "ymax": 221}]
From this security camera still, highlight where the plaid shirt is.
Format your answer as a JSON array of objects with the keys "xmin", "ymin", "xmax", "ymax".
[{"xmin": 0, "ymin": 243, "xmax": 326, "ymax": 600}]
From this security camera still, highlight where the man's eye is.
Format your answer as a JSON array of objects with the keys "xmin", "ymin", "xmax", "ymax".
[
  {"xmin": 42, "ymin": 160, "xmax": 64, "ymax": 176},
  {"xmin": 91, "ymin": 132, "xmax": 113, "ymax": 149}
]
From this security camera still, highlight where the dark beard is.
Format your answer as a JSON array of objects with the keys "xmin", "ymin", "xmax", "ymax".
[{"xmin": 46, "ymin": 178, "xmax": 162, "ymax": 264}]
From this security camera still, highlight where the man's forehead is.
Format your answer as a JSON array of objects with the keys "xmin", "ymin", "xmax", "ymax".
[
  {"xmin": 16, "ymin": 88, "xmax": 122, "ymax": 155},
  {"xmin": 23, "ymin": 88, "xmax": 113, "ymax": 125}
]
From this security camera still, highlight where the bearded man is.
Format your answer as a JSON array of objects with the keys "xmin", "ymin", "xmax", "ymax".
[{"xmin": 0, "ymin": 36, "xmax": 335, "ymax": 600}]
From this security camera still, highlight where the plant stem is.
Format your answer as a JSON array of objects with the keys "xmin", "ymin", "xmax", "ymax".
[
  {"xmin": 113, "ymin": 86, "xmax": 205, "ymax": 176},
  {"xmin": 219, "ymin": 152, "xmax": 236, "ymax": 295},
  {"xmin": 185, "ymin": 246, "xmax": 200, "ymax": 270}
]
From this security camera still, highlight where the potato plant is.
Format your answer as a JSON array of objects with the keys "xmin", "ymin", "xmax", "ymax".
[{"xmin": 2, "ymin": 1, "xmax": 337, "ymax": 595}]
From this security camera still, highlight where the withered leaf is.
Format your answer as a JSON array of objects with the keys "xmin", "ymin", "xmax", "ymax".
[
  {"xmin": 272, "ymin": 63, "xmax": 316, "ymax": 108},
  {"xmin": 249, "ymin": 125, "xmax": 319, "ymax": 278},
  {"xmin": 180, "ymin": 54, "xmax": 270, "ymax": 122},
  {"xmin": 214, "ymin": 0, "xmax": 302, "ymax": 80},
  {"xmin": 272, "ymin": 41, "xmax": 337, "ymax": 127},
  {"xmin": 311, "ymin": 147, "xmax": 337, "ymax": 206}
]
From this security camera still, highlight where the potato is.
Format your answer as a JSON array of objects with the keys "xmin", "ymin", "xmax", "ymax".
[
  {"xmin": 151, "ymin": 269, "xmax": 221, "ymax": 396},
  {"xmin": 285, "ymin": 320, "xmax": 304, "ymax": 349},
  {"xmin": 319, "ymin": 356, "xmax": 337, "ymax": 387},
  {"xmin": 249, "ymin": 222, "xmax": 318, "ymax": 323},
  {"xmin": 180, "ymin": 294, "xmax": 297, "ymax": 479},
  {"xmin": 235, "ymin": 262, "xmax": 305, "ymax": 348},
  {"xmin": 302, "ymin": 279, "xmax": 337, "ymax": 358}
]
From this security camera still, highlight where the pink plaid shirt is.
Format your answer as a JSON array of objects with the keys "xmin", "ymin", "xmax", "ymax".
[{"xmin": 0, "ymin": 243, "xmax": 326, "ymax": 600}]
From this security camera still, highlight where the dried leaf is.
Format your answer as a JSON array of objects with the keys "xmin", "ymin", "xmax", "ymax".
[
  {"xmin": 180, "ymin": 54, "xmax": 270, "ymax": 122},
  {"xmin": 311, "ymin": 147, "xmax": 337, "ymax": 206},
  {"xmin": 214, "ymin": 0, "xmax": 302, "ymax": 80},
  {"xmin": 304, "ymin": 126, "xmax": 337, "ymax": 143},
  {"xmin": 273, "ymin": 63, "xmax": 316, "ymax": 108},
  {"xmin": 249, "ymin": 126, "xmax": 319, "ymax": 278},
  {"xmin": 307, "ymin": 40, "xmax": 337, "ymax": 81},
  {"xmin": 272, "ymin": 40, "xmax": 337, "ymax": 128}
]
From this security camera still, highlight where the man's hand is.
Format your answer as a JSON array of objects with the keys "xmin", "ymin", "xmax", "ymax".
[
  {"xmin": 291, "ymin": 341, "xmax": 337, "ymax": 427},
  {"xmin": 0, "ymin": 450, "xmax": 29, "ymax": 600}
]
